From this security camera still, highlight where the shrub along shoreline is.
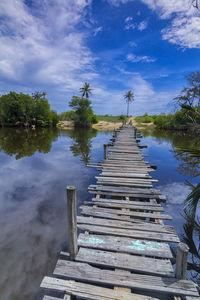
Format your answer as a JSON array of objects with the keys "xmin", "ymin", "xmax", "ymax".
[{"xmin": 0, "ymin": 92, "xmax": 59, "ymax": 128}]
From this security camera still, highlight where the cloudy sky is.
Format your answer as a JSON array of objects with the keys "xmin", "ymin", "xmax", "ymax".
[{"xmin": 0, "ymin": 0, "xmax": 200, "ymax": 115}]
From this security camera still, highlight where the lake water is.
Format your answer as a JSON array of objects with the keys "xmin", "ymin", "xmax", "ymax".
[{"xmin": 0, "ymin": 127, "xmax": 199, "ymax": 299}]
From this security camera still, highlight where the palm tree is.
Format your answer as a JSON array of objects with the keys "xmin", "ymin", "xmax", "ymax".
[
  {"xmin": 80, "ymin": 82, "xmax": 92, "ymax": 98},
  {"xmin": 124, "ymin": 90, "xmax": 134, "ymax": 117}
]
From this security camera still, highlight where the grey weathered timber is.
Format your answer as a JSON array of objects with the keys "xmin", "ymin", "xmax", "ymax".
[
  {"xmin": 91, "ymin": 197, "xmax": 161, "ymax": 207},
  {"xmin": 66, "ymin": 186, "xmax": 78, "ymax": 261},
  {"xmin": 77, "ymin": 223, "xmax": 179, "ymax": 243},
  {"xmin": 41, "ymin": 277, "xmax": 158, "ymax": 300},
  {"xmin": 175, "ymin": 242, "xmax": 189, "ymax": 279},
  {"xmin": 86, "ymin": 200, "xmax": 164, "ymax": 211},
  {"xmin": 104, "ymin": 144, "xmax": 107, "ymax": 159},
  {"xmin": 43, "ymin": 295, "xmax": 71, "ymax": 300},
  {"xmin": 77, "ymin": 216, "xmax": 176, "ymax": 234},
  {"xmin": 80, "ymin": 205, "xmax": 172, "ymax": 220},
  {"xmin": 53, "ymin": 260, "xmax": 199, "ymax": 297},
  {"xmin": 97, "ymin": 180, "xmax": 153, "ymax": 188},
  {"xmin": 76, "ymin": 247, "xmax": 174, "ymax": 277},
  {"xmin": 96, "ymin": 176, "xmax": 158, "ymax": 182},
  {"xmin": 78, "ymin": 233, "xmax": 173, "ymax": 258}
]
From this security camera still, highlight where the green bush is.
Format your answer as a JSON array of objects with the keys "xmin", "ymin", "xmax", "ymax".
[
  {"xmin": 0, "ymin": 92, "xmax": 59, "ymax": 128},
  {"xmin": 119, "ymin": 115, "xmax": 127, "ymax": 122},
  {"xmin": 69, "ymin": 96, "xmax": 97, "ymax": 127}
]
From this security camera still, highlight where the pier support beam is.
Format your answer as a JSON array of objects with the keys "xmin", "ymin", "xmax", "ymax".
[
  {"xmin": 104, "ymin": 144, "xmax": 107, "ymax": 160},
  {"xmin": 175, "ymin": 242, "xmax": 189, "ymax": 279},
  {"xmin": 66, "ymin": 186, "xmax": 78, "ymax": 261}
]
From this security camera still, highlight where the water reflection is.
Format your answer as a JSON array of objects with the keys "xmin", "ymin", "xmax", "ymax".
[
  {"xmin": 140, "ymin": 128, "xmax": 200, "ymax": 287},
  {"xmin": 0, "ymin": 128, "xmax": 59, "ymax": 159},
  {"xmin": 64, "ymin": 128, "xmax": 97, "ymax": 164},
  {"xmin": 141, "ymin": 129, "xmax": 200, "ymax": 177}
]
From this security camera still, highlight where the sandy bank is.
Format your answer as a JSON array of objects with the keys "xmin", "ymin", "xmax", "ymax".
[{"xmin": 59, "ymin": 120, "xmax": 122, "ymax": 131}]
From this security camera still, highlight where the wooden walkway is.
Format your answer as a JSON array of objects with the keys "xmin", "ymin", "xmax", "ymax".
[{"xmin": 41, "ymin": 125, "xmax": 199, "ymax": 300}]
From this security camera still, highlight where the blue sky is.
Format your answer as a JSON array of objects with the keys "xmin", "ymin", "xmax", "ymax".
[{"xmin": 0, "ymin": 0, "xmax": 200, "ymax": 115}]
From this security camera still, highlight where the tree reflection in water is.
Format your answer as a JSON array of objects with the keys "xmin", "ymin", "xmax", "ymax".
[
  {"xmin": 67, "ymin": 127, "xmax": 97, "ymax": 164},
  {"xmin": 183, "ymin": 182, "xmax": 200, "ymax": 287},
  {"xmin": 0, "ymin": 128, "xmax": 59, "ymax": 159}
]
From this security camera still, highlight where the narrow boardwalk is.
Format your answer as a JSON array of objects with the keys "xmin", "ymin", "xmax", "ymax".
[{"xmin": 41, "ymin": 125, "xmax": 199, "ymax": 300}]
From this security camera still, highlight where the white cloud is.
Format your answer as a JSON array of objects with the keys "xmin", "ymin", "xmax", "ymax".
[
  {"xmin": 93, "ymin": 26, "xmax": 103, "ymax": 36},
  {"xmin": 138, "ymin": 20, "xmax": 148, "ymax": 31},
  {"xmin": 0, "ymin": 0, "xmax": 96, "ymax": 88},
  {"xmin": 141, "ymin": 0, "xmax": 200, "ymax": 48},
  {"xmin": 126, "ymin": 53, "xmax": 156, "ymax": 63},
  {"xmin": 162, "ymin": 16, "xmax": 200, "ymax": 48},
  {"xmin": 124, "ymin": 16, "xmax": 135, "ymax": 30}
]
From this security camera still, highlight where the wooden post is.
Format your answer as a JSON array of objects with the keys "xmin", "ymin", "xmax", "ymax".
[
  {"xmin": 175, "ymin": 242, "xmax": 189, "ymax": 279},
  {"xmin": 66, "ymin": 186, "xmax": 78, "ymax": 261},
  {"xmin": 104, "ymin": 144, "xmax": 107, "ymax": 159}
]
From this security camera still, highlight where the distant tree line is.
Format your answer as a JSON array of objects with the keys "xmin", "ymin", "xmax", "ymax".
[
  {"xmin": 0, "ymin": 91, "xmax": 59, "ymax": 128},
  {"xmin": 135, "ymin": 71, "xmax": 200, "ymax": 131}
]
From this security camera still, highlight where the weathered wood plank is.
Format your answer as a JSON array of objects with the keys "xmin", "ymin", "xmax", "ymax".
[
  {"xmin": 76, "ymin": 247, "xmax": 174, "ymax": 277},
  {"xmin": 78, "ymin": 233, "xmax": 173, "ymax": 258},
  {"xmin": 41, "ymin": 277, "xmax": 158, "ymax": 300},
  {"xmin": 77, "ymin": 216, "xmax": 176, "ymax": 234},
  {"xmin": 77, "ymin": 223, "xmax": 179, "ymax": 243},
  {"xmin": 91, "ymin": 198, "xmax": 161, "ymax": 207},
  {"xmin": 80, "ymin": 206, "xmax": 172, "ymax": 220},
  {"xmin": 86, "ymin": 200, "xmax": 164, "ymax": 211},
  {"xmin": 54, "ymin": 260, "xmax": 199, "ymax": 296}
]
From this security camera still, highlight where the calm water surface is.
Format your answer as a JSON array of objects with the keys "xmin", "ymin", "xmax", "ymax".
[{"xmin": 0, "ymin": 127, "xmax": 199, "ymax": 299}]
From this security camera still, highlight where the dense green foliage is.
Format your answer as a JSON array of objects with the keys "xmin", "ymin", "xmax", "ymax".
[
  {"xmin": 60, "ymin": 110, "xmax": 76, "ymax": 121},
  {"xmin": 0, "ymin": 92, "xmax": 59, "ymax": 127},
  {"xmin": 68, "ymin": 96, "xmax": 98, "ymax": 127},
  {"xmin": 135, "ymin": 109, "xmax": 200, "ymax": 130},
  {"xmin": 97, "ymin": 115, "xmax": 127, "ymax": 123}
]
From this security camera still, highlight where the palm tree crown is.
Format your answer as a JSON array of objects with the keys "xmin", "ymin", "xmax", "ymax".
[
  {"xmin": 124, "ymin": 90, "xmax": 134, "ymax": 117},
  {"xmin": 80, "ymin": 82, "xmax": 92, "ymax": 98}
]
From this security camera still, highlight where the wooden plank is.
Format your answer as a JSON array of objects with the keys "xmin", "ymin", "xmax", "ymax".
[
  {"xmin": 78, "ymin": 233, "xmax": 173, "ymax": 258},
  {"xmin": 88, "ymin": 185, "xmax": 162, "ymax": 195},
  {"xmin": 41, "ymin": 277, "xmax": 158, "ymax": 300},
  {"xmin": 76, "ymin": 247, "xmax": 174, "ymax": 277},
  {"xmin": 54, "ymin": 260, "xmax": 199, "ymax": 297},
  {"xmin": 101, "ymin": 172, "xmax": 152, "ymax": 177},
  {"xmin": 96, "ymin": 176, "xmax": 158, "ymax": 182},
  {"xmin": 86, "ymin": 201, "xmax": 164, "ymax": 211},
  {"xmin": 43, "ymin": 295, "xmax": 71, "ymax": 300},
  {"xmin": 88, "ymin": 189, "xmax": 166, "ymax": 201},
  {"xmin": 77, "ymin": 224, "xmax": 179, "ymax": 243},
  {"xmin": 79, "ymin": 207, "xmax": 166, "ymax": 223},
  {"xmin": 77, "ymin": 216, "xmax": 176, "ymax": 234},
  {"xmin": 97, "ymin": 181, "xmax": 153, "ymax": 188},
  {"xmin": 91, "ymin": 198, "xmax": 161, "ymax": 207},
  {"xmin": 80, "ymin": 206, "xmax": 172, "ymax": 220}
]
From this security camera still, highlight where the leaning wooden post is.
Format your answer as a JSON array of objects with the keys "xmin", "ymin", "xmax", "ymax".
[
  {"xmin": 175, "ymin": 242, "xmax": 189, "ymax": 279},
  {"xmin": 104, "ymin": 144, "xmax": 107, "ymax": 159},
  {"xmin": 66, "ymin": 186, "xmax": 78, "ymax": 261}
]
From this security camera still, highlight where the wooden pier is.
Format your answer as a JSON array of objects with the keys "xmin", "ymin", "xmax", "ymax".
[{"xmin": 41, "ymin": 125, "xmax": 199, "ymax": 300}]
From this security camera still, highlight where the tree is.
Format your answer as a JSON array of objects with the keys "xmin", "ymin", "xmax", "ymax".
[
  {"xmin": 69, "ymin": 96, "xmax": 98, "ymax": 127},
  {"xmin": 174, "ymin": 71, "xmax": 200, "ymax": 124},
  {"xmin": 80, "ymin": 82, "xmax": 92, "ymax": 98},
  {"xmin": 124, "ymin": 90, "xmax": 134, "ymax": 117},
  {"xmin": 0, "ymin": 92, "xmax": 59, "ymax": 127}
]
